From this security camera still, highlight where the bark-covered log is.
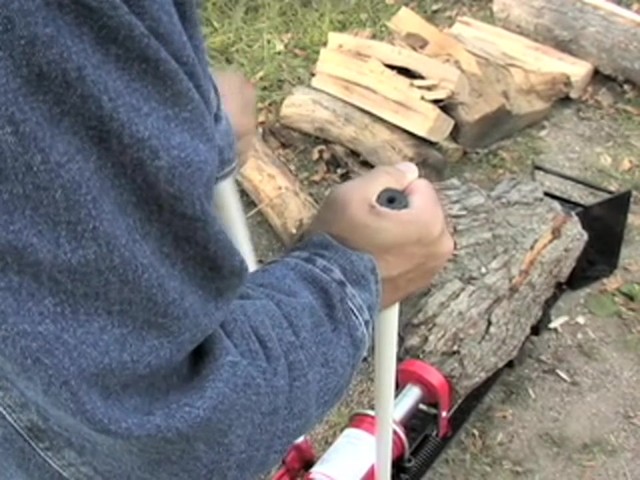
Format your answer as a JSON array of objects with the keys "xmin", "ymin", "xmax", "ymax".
[
  {"xmin": 306, "ymin": 176, "xmax": 587, "ymax": 452},
  {"xmin": 279, "ymin": 86, "xmax": 452, "ymax": 179},
  {"xmin": 493, "ymin": 0, "xmax": 640, "ymax": 86},
  {"xmin": 397, "ymin": 178, "xmax": 587, "ymax": 397},
  {"xmin": 237, "ymin": 135, "xmax": 318, "ymax": 246}
]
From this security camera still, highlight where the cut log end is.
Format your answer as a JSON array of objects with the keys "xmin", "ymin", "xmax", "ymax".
[{"xmin": 493, "ymin": 0, "xmax": 639, "ymax": 86}]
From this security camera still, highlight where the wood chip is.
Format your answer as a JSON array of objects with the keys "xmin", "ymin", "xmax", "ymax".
[
  {"xmin": 554, "ymin": 369, "xmax": 573, "ymax": 383},
  {"xmin": 549, "ymin": 315, "xmax": 571, "ymax": 330}
]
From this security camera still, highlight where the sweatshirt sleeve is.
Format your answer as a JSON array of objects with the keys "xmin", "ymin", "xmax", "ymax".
[{"xmin": 195, "ymin": 233, "xmax": 381, "ymax": 478}]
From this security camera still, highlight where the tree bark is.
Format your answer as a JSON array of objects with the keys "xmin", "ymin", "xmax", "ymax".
[
  {"xmin": 397, "ymin": 178, "xmax": 587, "ymax": 397},
  {"xmin": 306, "ymin": 176, "xmax": 587, "ymax": 451},
  {"xmin": 279, "ymin": 86, "xmax": 452, "ymax": 179},
  {"xmin": 493, "ymin": 0, "xmax": 640, "ymax": 86},
  {"xmin": 237, "ymin": 135, "xmax": 318, "ymax": 246}
]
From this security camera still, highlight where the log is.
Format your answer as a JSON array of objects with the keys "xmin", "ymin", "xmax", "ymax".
[
  {"xmin": 237, "ymin": 135, "xmax": 318, "ymax": 246},
  {"xmin": 325, "ymin": 32, "xmax": 468, "ymax": 99},
  {"xmin": 279, "ymin": 86, "xmax": 451, "ymax": 177},
  {"xmin": 310, "ymin": 72, "xmax": 455, "ymax": 143},
  {"xmin": 306, "ymin": 177, "xmax": 588, "ymax": 452},
  {"xmin": 386, "ymin": 6, "xmax": 575, "ymax": 148},
  {"xmin": 448, "ymin": 16, "xmax": 595, "ymax": 99},
  {"xmin": 493, "ymin": 0, "xmax": 640, "ymax": 86}
]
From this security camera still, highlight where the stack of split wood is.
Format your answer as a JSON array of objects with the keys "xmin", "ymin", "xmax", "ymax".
[{"xmin": 295, "ymin": 6, "xmax": 595, "ymax": 151}]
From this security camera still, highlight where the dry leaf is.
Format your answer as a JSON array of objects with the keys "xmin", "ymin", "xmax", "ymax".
[
  {"xmin": 257, "ymin": 109, "xmax": 270, "ymax": 126},
  {"xmin": 619, "ymin": 104, "xmax": 640, "ymax": 116},
  {"xmin": 619, "ymin": 157, "xmax": 637, "ymax": 172},
  {"xmin": 252, "ymin": 70, "xmax": 265, "ymax": 82},
  {"xmin": 309, "ymin": 162, "xmax": 328, "ymax": 183},
  {"xmin": 311, "ymin": 145, "xmax": 331, "ymax": 162},
  {"xmin": 494, "ymin": 409, "xmax": 513, "ymax": 421},
  {"xmin": 274, "ymin": 33, "xmax": 293, "ymax": 53},
  {"xmin": 601, "ymin": 274, "xmax": 625, "ymax": 293},
  {"xmin": 468, "ymin": 428, "xmax": 484, "ymax": 453},
  {"xmin": 292, "ymin": 48, "xmax": 307, "ymax": 58},
  {"xmin": 281, "ymin": 33, "xmax": 293, "ymax": 44},
  {"xmin": 624, "ymin": 259, "xmax": 640, "ymax": 274}
]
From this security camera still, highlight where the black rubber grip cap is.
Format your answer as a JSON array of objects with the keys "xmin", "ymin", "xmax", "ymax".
[{"xmin": 376, "ymin": 188, "xmax": 409, "ymax": 210}]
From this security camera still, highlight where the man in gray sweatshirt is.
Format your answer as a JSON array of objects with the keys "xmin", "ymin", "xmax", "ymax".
[{"xmin": 0, "ymin": 1, "xmax": 454, "ymax": 478}]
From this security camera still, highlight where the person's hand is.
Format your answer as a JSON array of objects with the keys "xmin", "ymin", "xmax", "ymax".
[
  {"xmin": 308, "ymin": 162, "xmax": 454, "ymax": 308},
  {"xmin": 215, "ymin": 69, "xmax": 257, "ymax": 165}
]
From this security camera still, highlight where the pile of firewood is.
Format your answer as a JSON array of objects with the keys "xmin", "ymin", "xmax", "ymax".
[{"xmin": 305, "ymin": 6, "xmax": 596, "ymax": 150}]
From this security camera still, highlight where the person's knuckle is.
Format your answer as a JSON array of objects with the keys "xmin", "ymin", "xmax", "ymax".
[{"xmin": 441, "ymin": 233, "xmax": 455, "ymax": 257}]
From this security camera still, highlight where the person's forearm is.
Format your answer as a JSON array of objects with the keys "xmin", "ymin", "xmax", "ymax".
[
  {"xmin": 219, "ymin": 234, "xmax": 379, "ymax": 468},
  {"xmin": 105, "ymin": 234, "xmax": 381, "ymax": 479}
]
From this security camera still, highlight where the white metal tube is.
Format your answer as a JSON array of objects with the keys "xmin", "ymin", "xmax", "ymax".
[
  {"xmin": 213, "ymin": 176, "xmax": 258, "ymax": 272},
  {"xmin": 375, "ymin": 303, "xmax": 400, "ymax": 480}
]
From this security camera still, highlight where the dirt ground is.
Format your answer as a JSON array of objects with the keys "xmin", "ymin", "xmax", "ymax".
[{"xmin": 243, "ymin": 73, "xmax": 640, "ymax": 478}]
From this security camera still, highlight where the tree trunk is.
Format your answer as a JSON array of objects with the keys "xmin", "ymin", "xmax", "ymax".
[
  {"xmin": 305, "ymin": 176, "xmax": 587, "ymax": 451},
  {"xmin": 493, "ymin": 0, "xmax": 640, "ymax": 86},
  {"xmin": 279, "ymin": 86, "xmax": 454, "ymax": 180}
]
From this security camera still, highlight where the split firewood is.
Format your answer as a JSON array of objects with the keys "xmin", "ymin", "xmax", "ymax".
[
  {"xmin": 305, "ymin": 177, "xmax": 588, "ymax": 451},
  {"xmin": 279, "ymin": 86, "xmax": 449, "ymax": 178},
  {"xmin": 315, "ymin": 47, "xmax": 453, "ymax": 107},
  {"xmin": 493, "ymin": 0, "xmax": 640, "ymax": 86},
  {"xmin": 448, "ymin": 16, "xmax": 595, "ymax": 98},
  {"xmin": 325, "ymin": 32, "xmax": 468, "ymax": 99},
  {"xmin": 386, "ymin": 6, "xmax": 578, "ymax": 148},
  {"xmin": 237, "ymin": 135, "xmax": 318, "ymax": 246},
  {"xmin": 309, "ymin": 71, "xmax": 454, "ymax": 143},
  {"xmin": 387, "ymin": 6, "xmax": 482, "ymax": 76}
]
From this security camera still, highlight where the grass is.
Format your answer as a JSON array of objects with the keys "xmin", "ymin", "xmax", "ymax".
[
  {"xmin": 200, "ymin": 0, "xmax": 399, "ymax": 107},
  {"xmin": 199, "ymin": 0, "xmax": 490, "ymax": 107}
]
